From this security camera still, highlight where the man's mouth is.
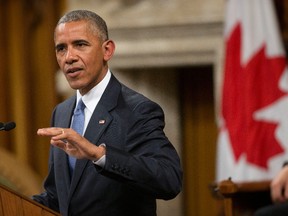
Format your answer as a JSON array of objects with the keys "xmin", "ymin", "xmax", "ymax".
[{"xmin": 67, "ymin": 68, "xmax": 81, "ymax": 73}]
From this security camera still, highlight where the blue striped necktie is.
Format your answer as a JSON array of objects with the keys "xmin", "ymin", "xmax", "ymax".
[{"xmin": 69, "ymin": 98, "xmax": 85, "ymax": 177}]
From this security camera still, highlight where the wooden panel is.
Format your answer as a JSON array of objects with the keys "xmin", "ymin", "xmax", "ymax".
[
  {"xmin": 0, "ymin": 184, "xmax": 60, "ymax": 216},
  {"xmin": 22, "ymin": 199, "xmax": 42, "ymax": 216},
  {"xmin": 0, "ymin": 187, "xmax": 23, "ymax": 216},
  {"xmin": 180, "ymin": 66, "xmax": 219, "ymax": 216},
  {"xmin": 42, "ymin": 210, "xmax": 60, "ymax": 216},
  {"xmin": 0, "ymin": 188, "xmax": 5, "ymax": 216},
  {"xmin": 0, "ymin": 0, "xmax": 65, "ymax": 180}
]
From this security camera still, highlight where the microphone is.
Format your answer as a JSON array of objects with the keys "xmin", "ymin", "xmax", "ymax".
[{"xmin": 0, "ymin": 122, "xmax": 16, "ymax": 131}]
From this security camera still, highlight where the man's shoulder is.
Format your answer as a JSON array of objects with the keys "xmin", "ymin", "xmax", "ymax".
[
  {"xmin": 108, "ymin": 74, "xmax": 153, "ymax": 107},
  {"xmin": 55, "ymin": 95, "xmax": 76, "ymax": 110},
  {"xmin": 119, "ymin": 84, "xmax": 163, "ymax": 115},
  {"xmin": 120, "ymin": 84, "xmax": 149, "ymax": 103}
]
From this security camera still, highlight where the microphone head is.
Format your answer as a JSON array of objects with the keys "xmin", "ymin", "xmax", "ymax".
[{"xmin": 4, "ymin": 122, "xmax": 16, "ymax": 131}]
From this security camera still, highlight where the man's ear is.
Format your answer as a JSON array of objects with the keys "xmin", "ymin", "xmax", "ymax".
[{"xmin": 103, "ymin": 40, "xmax": 115, "ymax": 61}]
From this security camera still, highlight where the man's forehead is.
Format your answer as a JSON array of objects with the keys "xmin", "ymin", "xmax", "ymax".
[
  {"xmin": 56, "ymin": 21, "xmax": 89, "ymax": 33},
  {"xmin": 54, "ymin": 21, "xmax": 91, "ymax": 41}
]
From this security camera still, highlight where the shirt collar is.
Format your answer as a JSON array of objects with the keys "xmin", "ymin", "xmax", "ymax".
[{"xmin": 76, "ymin": 70, "xmax": 111, "ymax": 113}]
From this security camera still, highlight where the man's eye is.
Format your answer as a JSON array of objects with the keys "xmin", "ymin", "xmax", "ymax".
[
  {"xmin": 56, "ymin": 46, "xmax": 66, "ymax": 53},
  {"xmin": 77, "ymin": 43, "xmax": 86, "ymax": 47}
]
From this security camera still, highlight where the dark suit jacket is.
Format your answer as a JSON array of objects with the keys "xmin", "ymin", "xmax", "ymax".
[{"xmin": 33, "ymin": 74, "xmax": 182, "ymax": 216}]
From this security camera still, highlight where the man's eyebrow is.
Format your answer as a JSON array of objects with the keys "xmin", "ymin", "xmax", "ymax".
[
  {"xmin": 72, "ymin": 39, "xmax": 89, "ymax": 44},
  {"xmin": 54, "ymin": 39, "xmax": 89, "ymax": 49}
]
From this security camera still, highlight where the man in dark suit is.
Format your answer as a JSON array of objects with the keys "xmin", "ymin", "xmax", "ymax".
[{"xmin": 32, "ymin": 9, "xmax": 182, "ymax": 216}]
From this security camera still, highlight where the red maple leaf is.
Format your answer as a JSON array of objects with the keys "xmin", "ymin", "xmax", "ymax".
[{"xmin": 222, "ymin": 23, "xmax": 287, "ymax": 168}]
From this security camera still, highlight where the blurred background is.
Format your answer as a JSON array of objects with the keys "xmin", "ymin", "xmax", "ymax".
[{"xmin": 1, "ymin": 0, "xmax": 288, "ymax": 215}]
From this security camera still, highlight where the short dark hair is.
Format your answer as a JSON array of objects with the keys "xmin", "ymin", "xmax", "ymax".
[{"xmin": 56, "ymin": 10, "xmax": 109, "ymax": 41}]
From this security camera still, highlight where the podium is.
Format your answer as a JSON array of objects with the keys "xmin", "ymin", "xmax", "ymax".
[{"xmin": 0, "ymin": 183, "xmax": 60, "ymax": 216}]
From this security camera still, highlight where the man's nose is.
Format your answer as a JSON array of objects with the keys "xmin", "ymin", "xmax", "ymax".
[{"xmin": 65, "ymin": 48, "xmax": 77, "ymax": 64}]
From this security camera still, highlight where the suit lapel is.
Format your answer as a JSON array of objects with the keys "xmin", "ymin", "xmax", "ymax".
[
  {"xmin": 57, "ymin": 96, "xmax": 76, "ymax": 128},
  {"xmin": 70, "ymin": 105, "xmax": 113, "ymax": 191},
  {"xmin": 69, "ymin": 74, "xmax": 121, "ymax": 195}
]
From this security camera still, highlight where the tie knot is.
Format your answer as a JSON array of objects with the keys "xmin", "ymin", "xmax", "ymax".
[{"xmin": 74, "ymin": 99, "xmax": 85, "ymax": 114}]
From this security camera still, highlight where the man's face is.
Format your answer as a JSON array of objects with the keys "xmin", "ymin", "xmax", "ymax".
[{"xmin": 54, "ymin": 20, "xmax": 112, "ymax": 95}]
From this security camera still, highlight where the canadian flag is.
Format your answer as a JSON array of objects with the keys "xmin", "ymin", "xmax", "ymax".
[{"xmin": 216, "ymin": 0, "xmax": 288, "ymax": 181}]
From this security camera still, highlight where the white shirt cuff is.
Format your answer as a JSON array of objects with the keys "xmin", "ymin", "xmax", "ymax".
[
  {"xmin": 92, "ymin": 155, "xmax": 106, "ymax": 167},
  {"xmin": 92, "ymin": 143, "xmax": 106, "ymax": 167}
]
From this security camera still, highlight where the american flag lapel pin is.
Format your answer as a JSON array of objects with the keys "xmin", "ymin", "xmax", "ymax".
[{"xmin": 99, "ymin": 119, "xmax": 105, "ymax": 124}]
